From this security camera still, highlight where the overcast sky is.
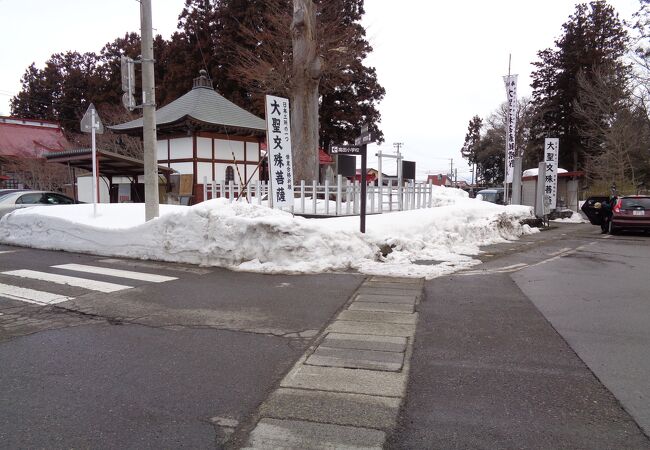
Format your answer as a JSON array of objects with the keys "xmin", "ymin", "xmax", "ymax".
[{"xmin": 0, "ymin": 0, "xmax": 642, "ymax": 180}]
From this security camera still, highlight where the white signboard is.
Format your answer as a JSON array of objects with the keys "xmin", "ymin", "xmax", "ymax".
[
  {"xmin": 265, "ymin": 95, "xmax": 294, "ymax": 208},
  {"xmin": 503, "ymin": 75, "xmax": 518, "ymax": 183},
  {"xmin": 544, "ymin": 138, "xmax": 559, "ymax": 210}
]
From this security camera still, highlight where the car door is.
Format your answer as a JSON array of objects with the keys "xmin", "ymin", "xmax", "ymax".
[{"xmin": 581, "ymin": 196, "xmax": 609, "ymax": 225}]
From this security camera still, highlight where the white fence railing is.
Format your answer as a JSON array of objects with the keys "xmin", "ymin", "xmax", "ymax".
[{"xmin": 202, "ymin": 175, "xmax": 436, "ymax": 216}]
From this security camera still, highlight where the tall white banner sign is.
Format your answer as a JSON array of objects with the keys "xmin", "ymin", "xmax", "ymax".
[
  {"xmin": 503, "ymin": 75, "xmax": 518, "ymax": 183},
  {"xmin": 265, "ymin": 95, "xmax": 294, "ymax": 208},
  {"xmin": 543, "ymin": 138, "xmax": 559, "ymax": 210}
]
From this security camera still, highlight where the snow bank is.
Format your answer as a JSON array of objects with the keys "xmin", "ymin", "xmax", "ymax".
[{"xmin": 0, "ymin": 187, "xmax": 538, "ymax": 279}]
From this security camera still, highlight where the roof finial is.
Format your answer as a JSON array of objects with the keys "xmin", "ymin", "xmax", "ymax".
[{"xmin": 193, "ymin": 70, "xmax": 213, "ymax": 89}]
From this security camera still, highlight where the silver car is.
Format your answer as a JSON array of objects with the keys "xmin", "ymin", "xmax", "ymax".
[{"xmin": 0, "ymin": 190, "xmax": 77, "ymax": 218}]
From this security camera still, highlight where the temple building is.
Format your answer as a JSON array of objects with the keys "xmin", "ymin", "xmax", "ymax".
[{"xmin": 111, "ymin": 71, "xmax": 266, "ymax": 203}]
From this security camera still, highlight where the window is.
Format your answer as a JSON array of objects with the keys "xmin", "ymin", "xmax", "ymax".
[
  {"xmin": 225, "ymin": 166, "xmax": 235, "ymax": 183},
  {"xmin": 621, "ymin": 198, "xmax": 650, "ymax": 210},
  {"xmin": 42, "ymin": 193, "xmax": 74, "ymax": 205},
  {"xmin": 16, "ymin": 193, "xmax": 43, "ymax": 204}
]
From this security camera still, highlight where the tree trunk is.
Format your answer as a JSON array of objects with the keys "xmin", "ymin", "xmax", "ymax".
[{"xmin": 291, "ymin": 0, "xmax": 322, "ymax": 183}]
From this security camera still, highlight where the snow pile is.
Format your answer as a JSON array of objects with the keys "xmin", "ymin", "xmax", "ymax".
[
  {"xmin": 551, "ymin": 210, "xmax": 588, "ymax": 223},
  {"xmin": 0, "ymin": 188, "xmax": 538, "ymax": 279}
]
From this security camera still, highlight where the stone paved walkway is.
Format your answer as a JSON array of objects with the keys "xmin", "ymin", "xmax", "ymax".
[{"xmin": 242, "ymin": 276, "xmax": 423, "ymax": 449}]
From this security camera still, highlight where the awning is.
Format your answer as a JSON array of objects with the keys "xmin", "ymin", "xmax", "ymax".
[
  {"xmin": 319, "ymin": 148, "xmax": 334, "ymax": 164},
  {"xmin": 44, "ymin": 148, "xmax": 176, "ymax": 177}
]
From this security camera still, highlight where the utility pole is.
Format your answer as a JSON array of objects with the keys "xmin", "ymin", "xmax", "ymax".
[{"xmin": 141, "ymin": 0, "xmax": 159, "ymax": 221}]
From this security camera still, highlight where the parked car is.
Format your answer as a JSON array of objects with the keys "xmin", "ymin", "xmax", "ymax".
[
  {"xmin": 580, "ymin": 195, "xmax": 609, "ymax": 226},
  {"xmin": 608, "ymin": 195, "xmax": 650, "ymax": 234},
  {"xmin": 476, "ymin": 188, "xmax": 505, "ymax": 205},
  {"xmin": 0, "ymin": 190, "xmax": 77, "ymax": 219}
]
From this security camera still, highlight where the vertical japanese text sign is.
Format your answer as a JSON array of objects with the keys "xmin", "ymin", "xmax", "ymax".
[
  {"xmin": 544, "ymin": 138, "xmax": 559, "ymax": 210},
  {"xmin": 265, "ymin": 95, "xmax": 294, "ymax": 208},
  {"xmin": 503, "ymin": 75, "xmax": 518, "ymax": 183}
]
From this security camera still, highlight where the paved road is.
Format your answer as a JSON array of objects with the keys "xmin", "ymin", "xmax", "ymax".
[
  {"xmin": 390, "ymin": 223, "xmax": 650, "ymax": 449},
  {"xmin": 0, "ymin": 246, "xmax": 363, "ymax": 448},
  {"xmin": 2, "ymin": 223, "xmax": 650, "ymax": 449}
]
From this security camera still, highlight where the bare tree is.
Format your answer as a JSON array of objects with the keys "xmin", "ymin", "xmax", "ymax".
[
  {"xmin": 574, "ymin": 66, "xmax": 650, "ymax": 191},
  {"xmin": 3, "ymin": 158, "xmax": 70, "ymax": 191}
]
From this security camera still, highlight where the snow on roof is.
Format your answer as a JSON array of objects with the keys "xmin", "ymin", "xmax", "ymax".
[
  {"xmin": 0, "ymin": 186, "xmax": 539, "ymax": 279},
  {"xmin": 0, "ymin": 117, "xmax": 70, "ymax": 158},
  {"xmin": 522, "ymin": 167, "xmax": 568, "ymax": 177}
]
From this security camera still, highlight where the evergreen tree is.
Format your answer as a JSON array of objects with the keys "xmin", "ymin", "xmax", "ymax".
[
  {"xmin": 460, "ymin": 115, "xmax": 482, "ymax": 165},
  {"xmin": 530, "ymin": 1, "xmax": 628, "ymax": 171}
]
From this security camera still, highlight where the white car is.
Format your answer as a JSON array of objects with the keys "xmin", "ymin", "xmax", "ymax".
[{"xmin": 0, "ymin": 190, "xmax": 77, "ymax": 218}]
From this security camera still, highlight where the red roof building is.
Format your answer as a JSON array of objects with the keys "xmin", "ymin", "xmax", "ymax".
[
  {"xmin": 427, "ymin": 173, "xmax": 451, "ymax": 187},
  {"xmin": 0, "ymin": 116, "xmax": 71, "ymax": 188},
  {"xmin": 0, "ymin": 116, "xmax": 69, "ymax": 158}
]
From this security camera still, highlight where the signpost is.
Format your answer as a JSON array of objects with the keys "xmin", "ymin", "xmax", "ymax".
[
  {"xmin": 265, "ymin": 95, "xmax": 294, "ymax": 209},
  {"xmin": 543, "ymin": 138, "xmax": 559, "ymax": 210},
  {"xmin": 80, "ymin": 103, "xmax": 103, "ymax": 215},
  {"xmin": 333, "ymin": 125, "xmax": 374, "ymax": 233}
]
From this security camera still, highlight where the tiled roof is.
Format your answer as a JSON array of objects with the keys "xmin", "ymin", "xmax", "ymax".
[
  {"xmin": 0, "ymin": 117, "xmax": 69, "ymax": 158},
  {"xmin": 110, "ymin": 72, "xmax": 265, "ymax": 135}
]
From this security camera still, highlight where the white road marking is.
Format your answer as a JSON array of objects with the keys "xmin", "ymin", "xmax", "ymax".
[
  {"xmin": 52, "ymin": 264, "xmax": 177, "ymax": 283},
  {"xmin": 0, "ymin": 282, "xmax": 72, "ymax": 305},
  {"xmin": 0, "ymin": 250, "xmax": 17, "ymax": 254},
  {"xmin": 1, "ymin": 270, "xmax": 131, "ymax": 293},
  {"xmin": 459, "ymin": 263, "xmax": 528, "ymax": 276},
  {"xmin": 547, "ymin": 247, "xmax": 572, "ymax": 257}
]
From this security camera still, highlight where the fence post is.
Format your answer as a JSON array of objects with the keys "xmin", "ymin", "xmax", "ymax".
[
  {"xmin": 346, "ymin": 180, "xmax": 352, "ymax": 215},
  {"xmin": 300, "ymin": 180, "xmax": 305, "ymax": 213},
  {"xmin": 387, "ymin": 180, "xmax": 393, "ymax": 211},
  {"xmin": 312, "ymin": 180, "xmax": 317, "ymax": 215},
  {"xmin": 428, "ymin": 181, "xmax": 433, "ymax": 207},
  {"xmin": 336, "ymin": 175, "xmax": 342, "ymax": 215},
  {"xmin": 378, "ymin": 180, "xmax": 383, "ymax": 213},
  {"xmin": 325, "ymin": 180, "xmax": 330, "ymax": 215},
  {"xmin": 370, "ymin": 183, "xmax": 375, "ymax": 213},
  {"xmin": 411, "ymin": 181, "xmax": 416, "ymax": 209},
  {"xmin": 397, "ymin": 181, "xmax": 404, "ymax": 211},
  {"xmin": 203, "ymin": 176, "xmax": 208, "ymax": 201},
  {"xmin": 228, "ymin": 180, "xmax": 234, "ymax": 203}
]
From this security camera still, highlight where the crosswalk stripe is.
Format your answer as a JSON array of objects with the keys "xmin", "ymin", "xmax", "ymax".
[
  {"xmin": 1, "ymin": 270, "xmax": 131, "ymax": 293},
  {"xmin": 0, "ymin": 282, "xmax": 72, "ymax": 305},
  {"xmin": 52, "ymin": 264, "xmax": 177, "ymax": 283}
]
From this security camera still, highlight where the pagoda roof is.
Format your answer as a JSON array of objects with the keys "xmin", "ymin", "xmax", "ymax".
[{"xmin": 110, "ymin": 71, "xmax": 266, "ymax": 137}]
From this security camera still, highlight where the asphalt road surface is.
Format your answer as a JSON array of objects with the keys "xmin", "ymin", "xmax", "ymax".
[
  {"xmin": 0, "ymin": 246, "xmax": 363, "ymax": 448},
  {"xmin": 390, "ymin": 223, "xmax": 650, "ymax": 449},
  {"xmin": 1, "ymin": 223, "xmax": 649, "ymax": 449}
]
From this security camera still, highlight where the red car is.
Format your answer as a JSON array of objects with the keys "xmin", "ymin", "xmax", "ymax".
[{"xmin": 608, "ymin": 195, "xmax": 650, "ymax": 234}]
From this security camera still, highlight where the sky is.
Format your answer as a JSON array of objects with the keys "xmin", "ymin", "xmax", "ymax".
[{"xmin": 0, "ymin": 0, "xmax": 642, "ymax": 181}]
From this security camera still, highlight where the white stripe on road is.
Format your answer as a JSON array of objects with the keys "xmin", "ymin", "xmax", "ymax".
[
  {"xmin": 0, "ymin": 282, "xmax": 72, "ymax": 305},
  {"xmin": 52, "ymin": 264, "xmax": 177, "ymax": 283},
  {"xmin": 1, "ymin": 270, "xmax": 131, "ymax": 293},
  {"xmin": 0, "ymin": 251, "xmax": 17, "ymax": 254},
  {"xmin": 98, "ymin": 258, "xmax": 211, "ymax": 275},
  {"xmin": 547, "ymin": 247, "xmax": 572, "ymax": 257}
]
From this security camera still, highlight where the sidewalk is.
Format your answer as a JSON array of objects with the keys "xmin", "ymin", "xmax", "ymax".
[
  {"xmin": 237, "ymin": 276, "xmax": 423, "ymax": 449},
  {"xmin": 387, "ymin": 273, "xmax": 650, "ymax": 449}
]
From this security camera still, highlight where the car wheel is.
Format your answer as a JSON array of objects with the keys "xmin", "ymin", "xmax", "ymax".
[{"xmin": 608, "ymin": 220, "xmax": 618, "ymax": 235}]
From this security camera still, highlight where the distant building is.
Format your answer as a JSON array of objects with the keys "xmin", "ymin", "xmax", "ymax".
[
  {"xmin": 427, "ymin": 173, "xmax": 452, "ymax": 187},
  {"xmin": 0, "ymin": 116, "xmax": 70, "ymax": 188}
]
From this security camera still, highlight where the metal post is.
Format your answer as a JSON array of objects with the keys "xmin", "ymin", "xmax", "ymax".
[
  {"xmin": 377, "ymin": 151, "xmax": 383, "ymax": 213},
  {"xmin": 91, "ymin": 108, "xmax": 98, "ymax": 216},
  {"xmin": 141, "ymin": 0, "xmax": 159, "ymax": 220},
  {"xmin": 360, "ymin": 145, "xmax": 367, "ymax": 233}
]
